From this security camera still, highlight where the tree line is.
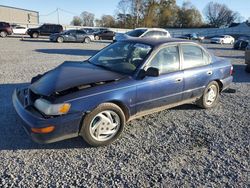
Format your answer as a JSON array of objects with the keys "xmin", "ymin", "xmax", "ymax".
[{"xmin": 71, "ymin": 0, "xmax": 242, "ymax": 28}]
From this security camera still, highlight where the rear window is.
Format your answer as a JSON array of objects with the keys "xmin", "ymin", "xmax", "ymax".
[
  {"xmin": 182, "ymin": 45, "xmax": 205, "ymax": 69},
  {"xmin": 126, "ymin": 29, "xmax": 147, "ymax": 37},
  {"xmin": 0, "ymin": 22, "xmax": 10, "ymax": 27}
]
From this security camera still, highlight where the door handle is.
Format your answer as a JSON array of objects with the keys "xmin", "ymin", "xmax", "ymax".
[
  {"xmin": 207, "ymin": 71, "xmax": 213, "ymax": 75},
  {"xmin": 175, "ymin": 78, "xmax": 183, "ymax": 82}
]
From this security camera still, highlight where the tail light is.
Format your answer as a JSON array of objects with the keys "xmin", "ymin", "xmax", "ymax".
[{"xmin": 230, "ymin": 65, "xmax": 234, "ymax": 75}]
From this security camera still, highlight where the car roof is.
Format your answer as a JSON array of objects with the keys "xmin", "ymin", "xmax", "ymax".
[
  {"xmin": 134, "ymin": 28, "xmax": 168, "ymax": 32},
  {"xmin": 123, "ymin": 37, "xmax": 196, "ymax": 47}
]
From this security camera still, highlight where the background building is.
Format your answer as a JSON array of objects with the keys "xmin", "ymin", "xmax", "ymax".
[{"xmin": 0, "ymin": 5, "xmax": 39, "ymax": 25}]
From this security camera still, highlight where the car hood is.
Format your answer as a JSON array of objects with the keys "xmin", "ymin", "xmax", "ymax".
[{"xmin": 30, "ymin": 61, "xmax": 125, "ymax": 96}]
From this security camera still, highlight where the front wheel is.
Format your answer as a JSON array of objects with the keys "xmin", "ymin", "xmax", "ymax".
[
  {"xmin": 80, "ymin": 103, "xmax": 125, "ymax": 147},
  {"xmin": 0, "ymin": 31, "xmax": 7, "ymax": 38},
  {"xmin": 197, "ymin": 81, "xmax": 220, "ymax": 109},
  {"xmin": 95, "ymin": 35, "xmax": 99, "ymax": 40}
]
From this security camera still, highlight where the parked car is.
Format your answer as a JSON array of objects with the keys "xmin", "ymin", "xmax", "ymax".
[
  {"xmin": 81, "ymin": 27, "xmax": 95, "ymax": 34},
  {"xmin": 13, "ymin": 38, "xmax": 233, "ymax": 146},
  {"xmin": 27, "ymin": 24, "xmax": 63, "ymax": 38},
  {"xmin": 0, "ymin": 22, "xmax": 12, "ymax": 37},
  {"xmin": 94, "ymin": 30, "xmax": 115, "ymax": 40},
  {"xmin": 233, "ymin": 37, "xmax": 250, "ymax": 50},
  {"xmin": 114, "ymin": 28, "xmax": 171, "ymax": 42},
  {"xmin": 12, "ymin": 26, "xmax": 28, "ymax": 35},
  {"xmin": 179, "ymin": 33, "xmax": 205, "ymax": 41},
  {"xmin": 210, "ymin": 35, "xmax": 235, "ymax": 44},
  {"xmin": 50, "ymin": 29, "xmax": 94, "ymax": 43}
]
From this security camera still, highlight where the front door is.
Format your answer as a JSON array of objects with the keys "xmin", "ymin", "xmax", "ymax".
[{"xmin": 136, "ymin": 45, "xmax": 184, "ymax": 113}]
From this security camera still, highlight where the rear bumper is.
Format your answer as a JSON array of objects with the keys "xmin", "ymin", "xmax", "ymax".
[
  {"xmin": 12, "ymin": 88, "xmax": 83, "ymax": 144},
  {"xmin": 221, "ymin": 76, "xmax": 233, "ymax": 91}
]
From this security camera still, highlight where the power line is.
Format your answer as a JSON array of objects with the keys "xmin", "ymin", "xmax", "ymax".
[
  {"xmin": 59, "ymin": 8, "xmax": 79, "ymax": 16},
  {"xmin": 39, "ymin": 9, "xmax": 58, "ymax": 17}
]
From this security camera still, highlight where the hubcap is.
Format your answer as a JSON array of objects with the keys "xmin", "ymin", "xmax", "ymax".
[
  {"xmin": 58, "ymin": 37, "xmax": 63, "ymax": 42},
  {"xmin": 90, "ymin": 110, "xmax": 120, "ymax": 141},
  {"xmin": 205, "ymin": 85, "xmax": 217, "ymax": 105},
  {"xmin": 1, "ymin": 32, "xmax": 6, "ymax": 37},
  {"xmin": 85, "ymin": 38, "xmax": 90, "ymax": 43}
]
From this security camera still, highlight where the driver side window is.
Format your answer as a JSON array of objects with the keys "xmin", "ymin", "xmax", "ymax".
[{"xmin": 148, "ymin": 46, "xmax": 180, "ymax": 74}]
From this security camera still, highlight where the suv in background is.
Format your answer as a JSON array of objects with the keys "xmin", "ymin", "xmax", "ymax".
[
  {"xmin": 27, "ymin": 24, "xmax": 63, "ymax": 38},
  {"xmin": 0, "ymin": 22, "xmax": 13, "ymax": 38}
]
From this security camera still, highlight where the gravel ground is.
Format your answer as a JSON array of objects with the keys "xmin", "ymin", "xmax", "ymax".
[{"xmin": 0, "ymin": 36, "xmax": 249, "ymax": 187}]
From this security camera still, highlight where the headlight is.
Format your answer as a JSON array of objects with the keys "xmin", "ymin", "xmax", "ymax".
[{"xmin": 34, "ymin": 98, "xmax": 71, "ymax": 115}]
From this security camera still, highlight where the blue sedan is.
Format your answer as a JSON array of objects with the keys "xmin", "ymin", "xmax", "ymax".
[{"xmin": 13, "ymin": 38, "xmax": 233, "ymax": 146}]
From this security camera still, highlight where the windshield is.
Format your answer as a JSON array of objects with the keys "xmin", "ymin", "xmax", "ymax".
[
  {"xmin": 88, "ymin": 41, "xmax": 152, "ymax": 75},
  {"xmin": 126, "ymin": 29, "xmax": 147, "ymax": 37}
]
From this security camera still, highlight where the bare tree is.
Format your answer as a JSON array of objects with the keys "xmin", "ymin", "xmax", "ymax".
[
  {"xmin": 204, "ymin": 2, "xmax": 240, "ymax": 27},
  {"xmin": 81, "ymin": 11, "xmax": 95, "ymax": 26},
  {"xmin": 117, "ymin": 0, "xmax": 131, "ymax": 28},
  {"xmin": 71, "ymin": 16, "xmax": 82, "ymax": 26},
  {"xmin": 131, "ymin": 0, "xmax": 144, "ymax": 27}
]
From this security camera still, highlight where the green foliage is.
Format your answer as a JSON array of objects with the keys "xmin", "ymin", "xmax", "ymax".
[{"xmin": 71, "ymin": 16, "xmax": 82, "ymax": 26}]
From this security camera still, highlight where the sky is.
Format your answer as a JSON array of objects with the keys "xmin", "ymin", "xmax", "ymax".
[{"xmin": 0, "ymin": 0, "xmax": 249, "ymax": 25}]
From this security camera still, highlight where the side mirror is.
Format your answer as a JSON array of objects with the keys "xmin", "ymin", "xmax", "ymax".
[{"xmin": 146, "ymin": 67, "xmax": 159, "ymax": 77}]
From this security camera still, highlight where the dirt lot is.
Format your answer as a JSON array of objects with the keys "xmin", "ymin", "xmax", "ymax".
[{"xmin": 0, "ymin": 36, "xmax": 249, "ymax": 187}]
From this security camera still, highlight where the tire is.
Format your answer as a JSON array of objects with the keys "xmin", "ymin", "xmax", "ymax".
[
  {"xmin": 197, "ymin": 81, "xmax": 220, "ymax": 109},
  {"xmin": 84, "ymin": 37, "xmax": 91, "ymax": 43},
  {"xmin": 57, "ymin": 36, "xmax": 64, "ymax": 43},
  {"xmin": 0, "ymin": 31, "xmax": 7, "ymax": 38},
  {"xmin": 95, "ymin": 35, "xmax": 99, "ymax": 40},
  {"xmin": 32, "ymin": 32, "xmax": 39, "ymax": 38},
  {"xmin": 80, "ymin": 103, "xmax": 125, "ymax": 147}
]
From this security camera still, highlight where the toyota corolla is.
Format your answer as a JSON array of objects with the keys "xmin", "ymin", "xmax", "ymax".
[{"xmin": 13, "ymin": 38, "xmax": 233, "ymax": 146}]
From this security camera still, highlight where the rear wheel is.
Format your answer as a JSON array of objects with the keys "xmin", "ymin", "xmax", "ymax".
[
  {"xmin": 57, "ymin": 36, "xmax": 64, "ymax": 43},
  {"xmin": 32, "ymin": 32, "xmax": 39, "ymax": 38},
  {"xmin": 0, "ymin": 31, "xmax": 7, "ymax": 38},
  {"xmin": 197, "ymin": 81, "xmax": 220, "ymax": 109},
  {"xmin": 80, "ymin": 103, "xmax": 125, "ymax": 147},
  {"xmin": 84, "ymin": 37, "xmax": 91, "ymax": 43}
]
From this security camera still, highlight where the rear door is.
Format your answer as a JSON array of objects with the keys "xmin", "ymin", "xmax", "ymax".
[
  {"xmin": 76, "ymin": 30, "xmax": 86, "ymax": 42},
  {"xmin": 136, "ymin": 45, "xmax": 184, "ymax": 112},
  {"xmin": 180, "ymin": 44, "xmax": 212, "ymax": 100},
  {"xmin": 40, "ymin": 25, "xmax": 50, "ymax": 35}
]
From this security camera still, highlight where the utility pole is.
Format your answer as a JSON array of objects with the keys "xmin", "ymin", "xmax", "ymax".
[{"xmin": 57, "ymin": 8, "xmax": 60, "ymax": 24}]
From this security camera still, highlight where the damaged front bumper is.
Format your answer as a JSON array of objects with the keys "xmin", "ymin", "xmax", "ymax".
[{"xmin": 12, "ymin": 88, "xmax": 83, "ymax": 144}]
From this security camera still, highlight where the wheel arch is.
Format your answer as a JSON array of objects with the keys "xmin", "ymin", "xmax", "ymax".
[
  {"xmin": 214, "ymin": 79, "xmax": 223, "ymax": 93},
  {"xmin": 106, "ymin": 100, "xmax": 130, "ymax": 121}
]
